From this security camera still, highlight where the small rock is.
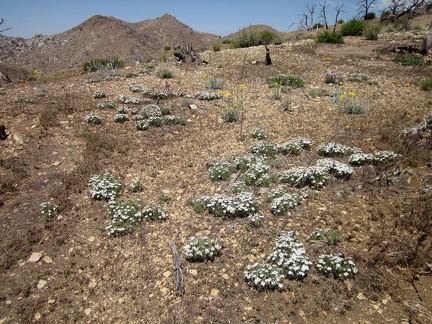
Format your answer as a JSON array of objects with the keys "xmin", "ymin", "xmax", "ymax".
[
  {"xmin": 210, "ymin": 288, "xmax": 219, "ymax": 297},
  {"xmin": 88, "ymin": 236, "xmax": 96, "ymax": 243},
  {"xmin": 28, "ymin": 252, "xmax": 42, "ymax": 263},
  {"xmin": 84, "ymin": 308, "xmax": 91, "ymax": 316},
  {"xmin": 160, "ymin": 287, "xmax": 169, "ymax": 294},
  {"xmin": 47, "ymin": 299, "xmax": 56, "ymax": 304},
  {"xmin": 163, "ymin": 271, "xmax": 171, "ymax": 278},
  {"xmin": 42, "ymin": 256, "xmax": 52, "ymax": 264},
  {"xmin": 37, "ymin": 279, "xmax": 47, "ymax": 289},
  {"xmin": 357, "ymin": 293, "xmax": 366, "ymax": 300},
  {"xmin": 189, "ymin": 104, "xmax": 198, "ymax": 110},
  {"xmin": 52, "ymin": 161, "xmax": 61, "ymax": 166},
  {"xmin": 34, "ymin": 312, "xmax": 41, "ymax": 320},
  {"xmin": 189, "ymin": 269, "xmax": 197, "ymax": 276},
  {"xmin": 13, "ymin": 134, "xmax": 24, "ymax": 145}
]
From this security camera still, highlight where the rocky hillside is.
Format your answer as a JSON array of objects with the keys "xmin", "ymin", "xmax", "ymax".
[{"xmin": 0, "ymin": 14, "xmax": 220, "ymax": 75}]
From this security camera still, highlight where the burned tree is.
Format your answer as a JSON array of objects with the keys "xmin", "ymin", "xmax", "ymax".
[{"xmin": 265, "ymin": 46, "xmax": 272, "ymax": 65}]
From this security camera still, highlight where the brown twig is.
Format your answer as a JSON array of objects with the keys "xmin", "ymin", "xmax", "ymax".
[{"xmin": 169, "ymin": 241, "xmax": 185, "ymax": 296}]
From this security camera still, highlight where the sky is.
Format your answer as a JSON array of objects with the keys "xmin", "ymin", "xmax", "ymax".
[{"xmin": 0, "ymin": 0, "xmax": 391, "ymax": 39}]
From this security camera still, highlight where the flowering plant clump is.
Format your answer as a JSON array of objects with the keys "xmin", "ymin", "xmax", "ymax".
[
  {"xmin": 251, "ymin": 128, "xmax": 267, "ymax": 140},
  {"xmin": 232, "ymin": 153, "xmax": 257, "ymax": 171},
  {"xmin": 184, "ymin": 236, "xmax": 223, "ymax": 262},
  {"xmin": 267, "ymin": 73, "xmax": 305, "ymax": 89},
  {"xmin": 163, "ymin": 115, "xmax": 187, "ymax": 126},
  {"xmin": 317, "ymin": 254, "xmax": 358, "ymax": 280},
  {"xmin": 113, "ymin": 113, "xmax": 129, "ymax": 123},
  {"xmin": 242, "ymin": 158, "xmax": 272, "ymax": 186},
  {"xmin": 89, "ymin": 173, "xmax": 122, "ymax": 200},
  {"xmin": 117, "ymin": 106, "xmax": 128, "ymax": 114},
  {"xmin": 139, "ymin": 105, "xmax": 162, "ymax": 119},
  {"xmin": 348, "ymin": 153, "xmax": 375, "ymax": 166},
  {"xmin": 207, "ymin": 160, "xmax": 235, "ymax": 181},
  {"xmin": 279, "ymin": 166, "xmax": 329, "ymax": 189},
  {"xmin": 250, "ymin": 142, "xmax": 278, "ymax": 158},
  {"xmin": 307, "ymin": 228, "xmax": 341, "ymax": 246},
  {"xmin": 264, "ymin": 186, "xmax": 286, "ymax": 202},
  {"xmin": 97, "ymin": 101, "xmax": 117, "ymax": 109},
  {"xmin": 317, "ymin": 142, "xmax": 361, "ymax": 157},
  {"xmin": 106, "ymin": 199, "xmax": 143, "ymax": 236},
  {"xmin": 40, "ymin": 201, "xmax": 59, "ymax": 220},
  {"xmin": 93, "ymin": 90, "xmax": 106, "ymax": 98},
  {"xmin": 142, "ymin": 204, "xmax": 169, "ymax": 221},
  {"xmin": 129, "ymin": 85, "xmax": 144, "ymax": 93},
  {"xmin": 130, "ymin": 177, "xmax": 143, "ymax": 192},
  {"xmin": 324, "ymin": 71, "xmax": 344, "ymax": 84},
  {"xmin": 244, "ymin": 263, "xmax": 284, "ymax": 290},
  {"xmin": 291, "ymin": 137, "xmax": 313, "ymax": 150},
  {"xmin": 267, "ymin": 232, "xmax": 312, "ymax": 280},
  {"xmin": 315, "ymin": 158, "xmax": 354, "ymax": 179},
  {"xmin": 372, "ymin": 151, "xmax": 400, "ymax": 164},
  {"xmin": 135, "ymin": 120, "xmax": 149, "ymax": 131},
  {"xmin": 194, "ymin": 192, "xmax": 259, "ymax": 218},
  {"xmin": 278, "ymin": 141, "xmax": 302, "ymax": 156},
  {"xmin": 118, "ymin": 95, "xmax": 143, "ymax": 104},
  {"xmin": 85, "ymin": 112, "xmax": 103, "ymax": 124},
  {"xmin": 196, "ymin": 91, "xmax": 220, "ymax": 100},
  {"xmin": 270, "ymin": 193, "xmax": 302, "ymax": 216},
  {"xmin": 148, "ymin": 117, "xmax": 163, "ymax": 127},
  {"xmin": 247, "ymin": 214, "xmax": 264, "ymax": 228}
]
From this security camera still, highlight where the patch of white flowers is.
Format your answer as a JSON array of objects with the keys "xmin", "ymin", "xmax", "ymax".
[
  {"xmin": 250, "ymin": 141, "xmax": 278, "ymax": 157},
  {"xmin": 244, "ymin": 263, "xmax": 284, "ymax": 290},
  {"xmin": 372, "ymin": 151, "xmax": 400, "ymax": 164},
  {"xmin": 243, "ymin": 158, "xmax": 272, "ymax": 186},
  {"xmin": 142, "ymin": 204, "xmax": 169, "ymax": 221},
  {"xmin": 184, "ymin": 236, "xmax": 224, "ymax": 262},
  {"xmin": 97, "ymin": 101, "xmax": 117, "ymax": 109},
  {"xmin": 40, "ymin": 201, "xmax": 59, "ymax": 220},
  {"xmin": 118, "ymin": 95, "xmax": 143, "ymax": 104},
  {"xmin": 317, "ymin": 254, "xmax": 358, "ymax": 280},
  {"xmin": 93, "ymin": 90, "xmax": 106, "ymax": 98},
  {"xmin": 135, "ymin": 120, "xmax": 149, "ymax": 131},
  {"xmin": 106, "ymin": 199, "xmax": 142, "ymax": 236},
  {"xmin": 247, "ymin": 214, "xmax": 264, "ymax": 228},
  {"xmin": 317, "ymin": 142, "xmax": 362, "ymax": 157},
  {"xmin": 278, "ymin": 141, "xmax": 302, "ymax": 155},
  {"xmin": 114, "ymin": 113, "xmax": 129, "ymax": 123},
  {"xmin": 268, "ymin": 232, "xmax": 312, "ymax": 280},
  {"xmin": 348, "ymin": 150, "xmax": 399, "ymax": 166},
  {"xmin": 129, "ymin": 85, "xmax": 144, "ymax": 93},
  {"xmin": 89, "ymin": 173, "xmax": 122, "ymax": 200},
  {"xmin": 140, "ymin": 105, "xmax": 162, "ymax": 118},
  {"xmin": 251, "ymin": 128, "xmax": 267, "ymax": 140},
  {"xmin": 130, "ymin": 177, "xmax": 143, "ymax": 192},
  {"xmin": 195, "ymin": 91, "xmax": 221, "ymax": 100},
  {"xmin": 279, "ymin": 166, "xmax": 329, "ymax": 189},
  {"xmin": 316, "ymin": 158, "xmax": 354, "ymax": 179},
  {"xmin": 270, "ymin": 193, "xmax": 302, "ymax": 216},
  {"xmin": 193, "ymin": 192, "xmax": 259, "ymax": 218},
  {"xmin": 207, "ymin": 160, "xmax": 235, "ymax": 181},
  {"xmin": 85, "ymin": 112, "xmax": 103, "ymax": 124}
]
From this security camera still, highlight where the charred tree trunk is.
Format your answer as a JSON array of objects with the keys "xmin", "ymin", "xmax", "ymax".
[{"xmin": 265, "ymin": 46, "xmax": 272, "ymax": 65}]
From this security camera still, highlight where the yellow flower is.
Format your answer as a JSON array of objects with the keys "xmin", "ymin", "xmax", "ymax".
[
  {"xmin": 340, "ymin": 94, "xmax": 345, "ymax": 99},
  {"xmin": 225, "ymin": 92, "xmax": 231, "ymax": 97},
  {"xmin": 202, "ymin": 62, "xmax": 207, "ymax": 66},
  {"xmin": 287, "ymin": 69, "xmax": 292, "ymax": 73},
  {"xmin": 202, "ymin": 74, "xmax": 207, "ymax": 79},
  {"xmin": 325, "ymin": 57, "xmax": 331, "ymax": 61},
  {"xmin": 239, "ymin": 84, "xmax": 245, "ymax": 88},
  {"xmin": 221, "ymin": 107, "xmax": 227, "ymax": 111},
  {"xmin": 277, "ymin": 70, "xmax": 281, "ymax": 73},
  {"xmin": 233, "ymin": 104, "xmax": 238, "ymax": 109},
  {"xmin": 33, "ymin": 69, "xmax": 38, "ymax": 74},
  {"xmin": 218, "ymin": 90, "xmax": 224, "ymax": 95},
  {"xmin": 225, "ymin": 73, "xmax": 229, "ymax": 77},
  {"xmin": 348, "ymin": 92, "xmax": 356, "ymax": 97},
  {"xmin": 361, "ymin": 89, "xmax": 366, "ymax": 93},
  {"xmin": 208, "ymin": 75, "xmax": 213, "ymax": 79},
  {"xmin": 274, "ymin": 82, "xmax": 279, "ymax": 87}
]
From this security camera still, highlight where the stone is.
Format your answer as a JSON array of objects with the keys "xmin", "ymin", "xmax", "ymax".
[
  {"xmin": 42, "ymin": 256, "xmax": 52, "ymax": 264},
  {"xmin": 37, "ymin": 279, "xmax": 47, "ymax": 289},
  {"xmin": 28, "ymin": 252, "xmax": 42, "ymax": 263}
]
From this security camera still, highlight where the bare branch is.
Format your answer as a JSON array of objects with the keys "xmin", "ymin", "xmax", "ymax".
[{"xmin": 0, "ymin": 18, "xmax": 13, "ymax": 33}]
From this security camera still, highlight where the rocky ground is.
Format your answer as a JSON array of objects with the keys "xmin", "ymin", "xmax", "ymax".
[{"xmin": 0, "ymin": 32, "xmax": 431, "ymax": 323}]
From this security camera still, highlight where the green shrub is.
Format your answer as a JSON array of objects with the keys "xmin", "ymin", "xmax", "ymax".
[
  {"xmin": 394, "ymin": 17, "xmax": 411, "ymax": 31},
  {"xmin": 259, "ymin": 30, "xmax": 282, "ymax": 45},
  {"xmin": 364, "ymin": 12, "xmax": 376, "ymax": 20},
  {"xmin": 184, "ymin": 236, "xmax": 224, "ymax": 262},
  {"xmin": 420, "ymin": 78, "xmax": 432, "ymax": 91},
  {"xmin": 267, "ymin": 74, "xmax": 305, "ymax": 89},
  {"xmin": 156, "ymin": 69, "xmax": 173, "ymax": 78},
  {"xmin": 398, "ymin": 55, "xmax": 432, "ymax": 67},
  {"xmin": 82, "ymin": 57, "xmax": 124, "ymax": 72},
  {"xmin": 364, "ymin": 25, "xmax": 381, "ymax": 40},
  {"xmin": 212, "ymin": 43, "xmax": 221, "ymax": 52},
  {"xmin": 316, "ymin": 31, "xmax": 344, "ymax": 44},
  {"xmin": 340, "ymin": 19, "xmax": 366, "ymax": 36}
]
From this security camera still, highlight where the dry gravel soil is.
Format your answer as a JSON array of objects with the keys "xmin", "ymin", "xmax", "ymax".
[{"xmin": 1, "ymin": 34, "xmax": 432, "ymax": 323}]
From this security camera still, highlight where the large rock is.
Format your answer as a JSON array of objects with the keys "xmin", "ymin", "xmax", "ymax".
[{"xmin": 421, "ymin": 24, "xmax": 432, "ymax": 55}]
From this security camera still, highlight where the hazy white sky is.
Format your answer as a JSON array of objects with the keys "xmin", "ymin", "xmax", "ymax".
[{"xmin": 1, "ymin": 0, "xmax": 390, "ymax": 38}]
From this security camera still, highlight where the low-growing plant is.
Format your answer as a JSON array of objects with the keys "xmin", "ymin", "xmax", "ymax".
[
  {"xmin": 14, "ymin": 96, "xmax": 37, "ymax": 103},
  {"xmin": 139, "ymin": 105, "xmax": 162, "ymax": 119},
  {"xmin": 317, "ymin": 254, "xmax": 358, "ymax": 280},
  {"xmin": 317, "ymin": 142, "xmax": 361, "ymax": 157},
  {"xmin": 156, "ymin": 69, "xmax": 173, "ymax": 79},
  {"xmin": 267, "ymin": 74, "xmax": 305, "ymax": 89},
  {"xmin": 398, "ymin": 55, "xmax": 432, "ymax": 67},
  {"xmin": 117, "ymin": 106, "xmax": 128, "ymax": 114},
  {"xmin": 163, "ymin": 115, "xmax": 186, "ymax": 126},
  {"xmin": 88, "ymin": 173, "xmax": 122, "ymax": 201},
  {"xmin": 208, "ymin": 77, "xmax": 225, "ymax": 90},
  {"xmin": 82, "ymin": 57, "xmax": 124, "ymax": 72},
  {"xmin": 316, "ymin": 31, "xmax": 344, "ymax": 44},
  {"xmin": 343, "ymin": 100, "xmax": 366, "ymax": 114},
  {"xmin": 341, "ymin": 19, "xmax": 365, "ymax": 36},
  {"xmin": 106, "ymin": 199, "xmax": 142, "ymax": 236},
  {"xmin": 40, "ymin": 201, "xmax": 59, "ymax": 220},
  {"xmin": 420, "ymin": 78, "xmax": 432, "ymax": 91},
  {"xmin": 247, "ymin": 214, "xmax": 264, "ymax": 228},
  {"xmin": 148, "ymin": 117, "xmax": 164, "ymax": 127},
  {"xmin": 242, "ymin": 159, "xmax": 272, "ymax": 186},
  {"xmin": 267, "ymin": 232, "xmax": 312, "ymax": 280},
  {"xmin": 315, "ymin": 158, "xmax": 354, "ymax": 179},
  {"xmin": 278, "ymin": 141, "xmax": 302, "ymax": 156},
  {"xmin": 135, "ymin": 120, "xmax": 149, "ymax": 131},
  {"xmin": 142, "ymin": 204, "xmax": 169, "ymax": 221},
  {"xmin": 251, "ymin": 128, "xmax": 267, "ymax": 140},
  {"xmin": 349, "ymin": 150, "xmax": 399, "ymax": 166},
  {"xmin": 325, "ymin": 71, "xmax": 344, "ymax": 84},
  {"xmin": 279, "ymin": 166, "xmax": 329, "ymax": 189},
  {"xmin": 93, "ymin": 90, "xmax": 106, "ymax": 98},
  {"xmin": 307, "ymin": 228, "xmax": 341, "ymax": 246},
  {"xmin": 114, "ymin": 113, "xmax": 129, "ymax": 123},
  {"xmin": 207, "ymin": 160, "xmax": 235, "ymax": 181},
  {"xmin": 184, "ymin": 236, "xmax": 224, "ymax": 262},
  {"xmin": 97, "ymin": 101, "xmax": 117, "ymax": 109},
  {"xmin": 364, "ymin": 25, "xmax": 381, "ymax": 40},
  {"xmin": 270, "ymin": 193, "xmax": 302, "ymax": 216},
  {"xmin": 85, "ymin": 112, "xmax": 103, "ymax": 124},
  {"xmin": 130, "ymin": 177, "xmax": 143, "ymax": 192},
  {"xmin": 250, "ymin": 142, "xmax": 278, "ymax": 158},
  {"xmin": 244, "ymin": 263, "xmax": 284, "ymax": 290},
  {"xmin": 118, "ymin": 95, "xmax": 143, "ymax": 104},
  {"xmin": 129, "ymin": 85, "xmax": 144, "ymax": 93},
  {"xmin": 222, "ymin": 107, "xmax": 240, "ymax": 123},
  {"xmin": 309, "ymin": 87, "xmax": 329, "ymax": 98},
  {"xmin": 196, "ymin": 91, "xmax": 221, "ymax": 100}
]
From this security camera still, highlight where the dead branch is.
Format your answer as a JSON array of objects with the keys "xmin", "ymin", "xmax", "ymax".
[
  {"xmin": 169, "ymin": 241, "xmax": 184, "ymax": 296},
  {"xmin": 226, "ymin": 170, "xmax": 243, "ymax": 192}
]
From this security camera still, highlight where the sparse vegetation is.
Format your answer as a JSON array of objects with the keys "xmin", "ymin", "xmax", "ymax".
[
  {"xmin": 316, "ymin": 31, "xmax": 344, "ymax": 44},
  {"xmin": 340, "ymin": 19, "xmax": 366, "ymax": 36},
  {"xmin": 82, "ymin": 57, "xmax": 124, "ymax": 72}
]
